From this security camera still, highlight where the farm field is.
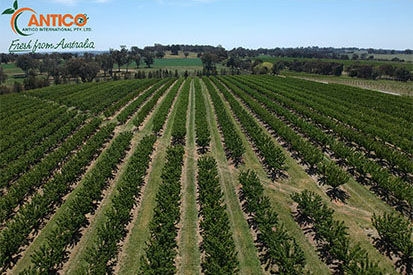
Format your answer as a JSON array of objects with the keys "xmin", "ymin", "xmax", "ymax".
[
  {"xmin": 0, "ymin": 75, "xmax": 412, "ymax": 274},
  {"xmin": 283, "ymin": 71, "xmax": 413, "ymax": 96}
]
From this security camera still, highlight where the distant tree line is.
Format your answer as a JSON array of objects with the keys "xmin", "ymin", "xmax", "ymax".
[
  {"xmin": 1, "ymin": 44, "xmax": 412, "ymax": 94},
  {"xmin": 274, "ymin": 60, "xmax": 344, "ymax": 76},
  {"xmin": 1, "ymin": 45, "xmax": 412, "ymax": 67},
  {"xmin": 270, "ymin": 60, "xmax": 412, "ymax": 81},
  {"xmin": 346, "ymin": 64, "xmax": 412, "ymax": 81},
  {"xmin": 227, "ymin": 46, "xmax": 412, "ymax": 60}
]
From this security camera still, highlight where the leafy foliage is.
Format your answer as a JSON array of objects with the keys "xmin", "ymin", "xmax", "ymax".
[
  {"xmin": 0, "ymin": 114, "xmax": 95, "ymax": 223},
  {"xmin": 372, "ymin": 213, "xmax": 413, "ymax": 274},
  {"xmin": 31, "ymin": 80, "xmax": 148, "ymax": 115},
  {"xmin": 103, "ymin": 78, "xmax": 157, "ymax": 117}
]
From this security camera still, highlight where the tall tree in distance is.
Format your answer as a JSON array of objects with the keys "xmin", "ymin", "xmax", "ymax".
[
  {"xmin": 171, "ymin": 45, "xmax": 180, "ymax": 55},
  {"xmin": 96, "ymin": 53, "xmax": 114, "ymax": 78},
  {"xmin": 394, "ymin": 67, "xmax": 412, "ymax": 82},
  {"xmin": 40, "ymin": 54, "xmax": 60, "ymax": 80},
  {"xmin": 201, "ymin": 53, "xmax": 218, "ymax": 76},
  {"xmin": 16, "ymin": 55, "xmax": 39, "ymax": 76},
  {"xmin": 131, "ymin": 46, "xmax": 142, "ymax": 69},
  {"xmin": 110, "ymin": 47, "xmax": 128, "ymax": 72},
  {"xmin": 66, "ymin": 59, "xmax": 100, "ymax": 83},
  {"xmin": 0, "ymin": 66, "xmax": 7, "ymax": 84},
  {"xmin": 155, "ymin": 50, "xmax": 165, "ymax": 59},
  {"xmin": 143, "ymin": 51, "xmax": 155, "ymax": 68}
]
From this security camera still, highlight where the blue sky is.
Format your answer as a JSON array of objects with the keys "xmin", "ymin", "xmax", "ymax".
[{"xmin": 1, "ymin": 0, "xmax": 412, "ymax": 53}]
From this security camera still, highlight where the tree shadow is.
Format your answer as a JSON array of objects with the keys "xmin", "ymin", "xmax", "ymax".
[
  {"xmin": 197, "ymin": 146, "xmax": 209, "ymax": 155},
  {"xmin": 370, "ymin": 186, "xmax": 412, "ymax": 220},
  {"xmin": 293, "ymin": 211, "xmax": 314, "ymax": 228},
  {"xmin": 269, "ymin": 169, "xmax": 288, "ymax": 182},
  {"xmin": 395, "ymin": 255, "xmax": 413, "ymax": 275},
  {"xmin": 326, "ymin": 188, "xmax": 349, "ymax": 203},
  {"xmin": 373, "ymin": 236, "xmax": 413, "ymax": 274},
  {"xmin": 233, "ymin": 157, "xmax": 244, "ymax": 168},
  {"xmin": 304, "ymin": 165, "xmax": 318, "ymax": 177},
  {"xmin": 372, "ymin": 237, "xmax": 393, "ymax": 258}
]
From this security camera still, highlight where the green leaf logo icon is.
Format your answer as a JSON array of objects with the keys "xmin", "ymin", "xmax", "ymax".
[
  {"xmin": 2, "ymin": 8, "xmax": 14, "ymax": 15},
  {"xmin": 2, "ymin": 0, "xmax": 18, "ymax": 15}
]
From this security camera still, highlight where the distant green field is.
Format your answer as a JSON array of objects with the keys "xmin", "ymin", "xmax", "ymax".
[
  {"xmin": 349, "ymin": 50, "xmax": 413, "ymax": 62},
  {"xmin": 1, "ymin": 63, "xmax": 24, "ymax": 75},
  {"xmin": 372, "ymin": 54, "xmax": 413, "ymax": 62},
  {"xmin": 1, "ymin": 63, "xmax": 16, "ymax": 70},
  {"xmin": 1, "ymin": 63, "xmax": 25, "ymax": 87},
  {"xmin": 283, "ymin": 71, "xmax": 413, "ymax": 96}
]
